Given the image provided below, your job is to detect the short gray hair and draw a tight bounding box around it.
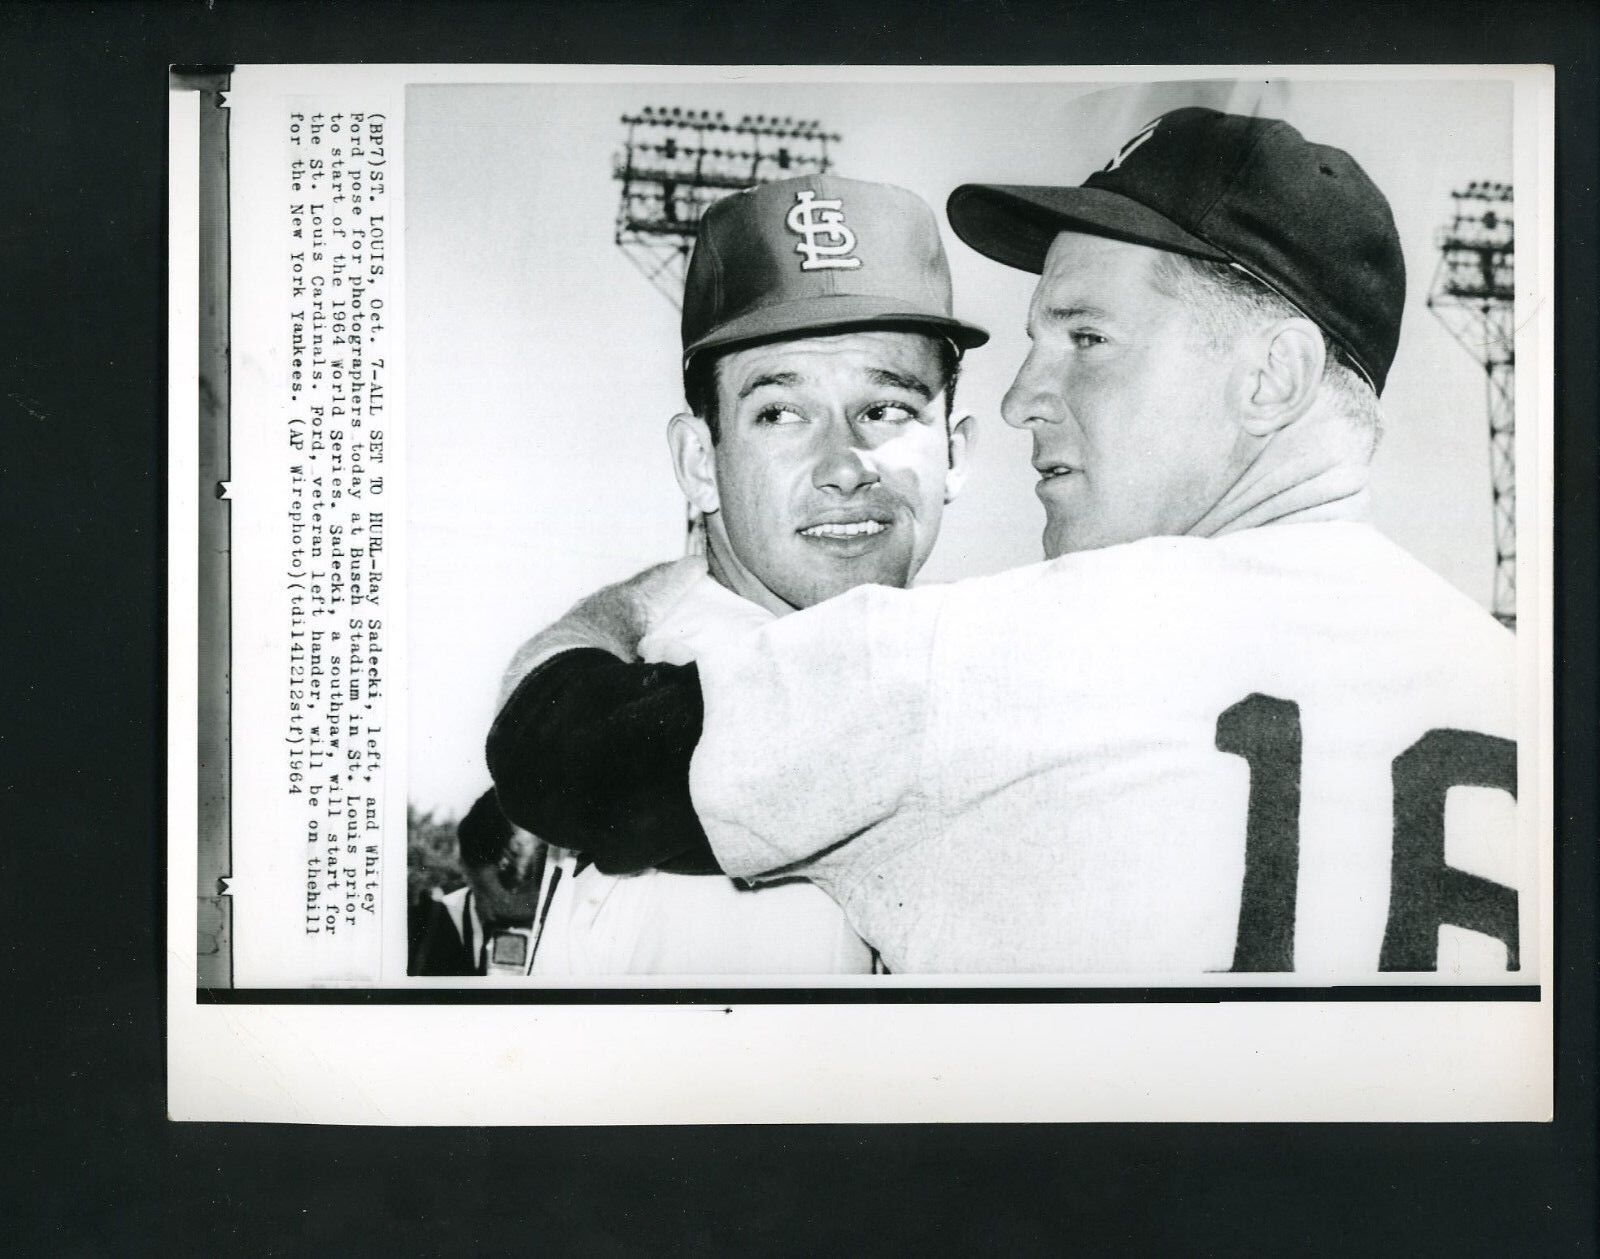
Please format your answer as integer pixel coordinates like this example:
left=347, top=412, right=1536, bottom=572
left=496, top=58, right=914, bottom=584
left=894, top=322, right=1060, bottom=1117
left=1150, top=252, right=1384, bottom=455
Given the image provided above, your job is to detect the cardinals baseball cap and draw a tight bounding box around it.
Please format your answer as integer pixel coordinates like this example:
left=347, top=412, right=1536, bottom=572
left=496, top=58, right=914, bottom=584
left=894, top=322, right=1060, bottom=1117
left=946, top=107, right=1406, bottom=393
left=682, top=173, right=989, bottom=371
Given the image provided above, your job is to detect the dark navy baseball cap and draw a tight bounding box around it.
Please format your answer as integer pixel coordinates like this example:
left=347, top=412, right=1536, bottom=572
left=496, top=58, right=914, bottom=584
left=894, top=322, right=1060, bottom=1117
left=683, top=173, right=989, bottom=371
left=946, top=107, right=1406, bottom=393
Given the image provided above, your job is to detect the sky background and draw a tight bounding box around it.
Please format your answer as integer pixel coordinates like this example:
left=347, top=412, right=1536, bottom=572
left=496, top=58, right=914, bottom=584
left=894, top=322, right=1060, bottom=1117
left=406, top=75, right=1513, bottom=816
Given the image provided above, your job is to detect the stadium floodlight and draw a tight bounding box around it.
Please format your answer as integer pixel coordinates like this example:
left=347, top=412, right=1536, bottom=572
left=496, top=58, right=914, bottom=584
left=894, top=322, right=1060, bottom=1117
left=1427, top=182, right=1518, bottom=628
left=612, top=106, right=842, bottom=311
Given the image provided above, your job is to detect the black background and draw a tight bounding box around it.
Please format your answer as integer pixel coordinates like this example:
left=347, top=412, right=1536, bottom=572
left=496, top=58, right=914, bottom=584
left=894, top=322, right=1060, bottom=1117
left=2, top=2, right=1595, bottom=1253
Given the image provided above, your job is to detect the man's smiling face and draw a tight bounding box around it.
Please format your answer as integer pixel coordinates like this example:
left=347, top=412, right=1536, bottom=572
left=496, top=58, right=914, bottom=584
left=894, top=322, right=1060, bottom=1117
left=697, top=329, right=970, bottom=612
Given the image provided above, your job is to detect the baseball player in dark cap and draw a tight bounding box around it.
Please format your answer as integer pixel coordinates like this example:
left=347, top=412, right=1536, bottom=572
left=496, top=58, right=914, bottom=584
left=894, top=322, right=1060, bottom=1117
left=500, top=173, right=988, bottom=975
left=492, top=110, right=1524, bottom=977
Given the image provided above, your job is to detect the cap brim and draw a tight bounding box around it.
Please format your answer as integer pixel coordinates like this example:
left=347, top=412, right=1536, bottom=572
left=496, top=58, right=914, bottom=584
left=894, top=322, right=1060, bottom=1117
left=683, top=294, right=989, bottom=369
left=947, top=183, right=1230, bottom=273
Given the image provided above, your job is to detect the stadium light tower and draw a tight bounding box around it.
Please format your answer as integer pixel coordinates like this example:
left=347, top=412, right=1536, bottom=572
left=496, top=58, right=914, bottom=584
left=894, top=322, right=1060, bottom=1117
left=1426, top=181, right=1516, bottom=629
left=613, top=108, right=842, bottom=308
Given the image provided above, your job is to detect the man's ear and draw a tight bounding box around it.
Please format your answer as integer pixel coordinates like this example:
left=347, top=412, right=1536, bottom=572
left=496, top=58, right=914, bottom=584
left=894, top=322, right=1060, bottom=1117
left=667, top=412, right=720, bottom=514
left=1235, top=317, right=1326, bottom=438
left=942, top=411, right=978, bottom=504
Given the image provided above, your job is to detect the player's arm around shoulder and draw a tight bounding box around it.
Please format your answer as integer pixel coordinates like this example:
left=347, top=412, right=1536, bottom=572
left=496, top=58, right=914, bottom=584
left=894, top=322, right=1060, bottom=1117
left=689, top=579, right=950, bottom=881
left=496, top=556, right=707, bottom=704
left=487, top=556, right=720, bottom=876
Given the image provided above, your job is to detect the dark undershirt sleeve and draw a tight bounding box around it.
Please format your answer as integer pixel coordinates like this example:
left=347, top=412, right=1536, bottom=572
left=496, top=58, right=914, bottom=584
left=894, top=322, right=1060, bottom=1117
left=486, top=648, right=720, bottom=875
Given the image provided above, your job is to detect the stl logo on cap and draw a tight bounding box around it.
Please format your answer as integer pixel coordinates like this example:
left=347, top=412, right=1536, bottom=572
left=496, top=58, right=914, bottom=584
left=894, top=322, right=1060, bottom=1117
left=1101, top=117, right=1160, bottom=173
left=786, top=190, right=863, bottom=272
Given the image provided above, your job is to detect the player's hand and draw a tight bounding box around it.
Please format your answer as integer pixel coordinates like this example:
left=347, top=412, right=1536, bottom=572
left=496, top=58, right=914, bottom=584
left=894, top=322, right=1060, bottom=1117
left=572, top=557, right=705, bottom=658
left=498, top=558, right=704, bottom=702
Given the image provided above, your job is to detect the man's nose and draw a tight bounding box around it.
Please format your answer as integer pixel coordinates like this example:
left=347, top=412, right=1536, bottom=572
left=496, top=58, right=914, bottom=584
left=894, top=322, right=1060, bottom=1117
left=813, top=426, right=881, bottom=494
left=1002, top=349, right=1063, bottom=431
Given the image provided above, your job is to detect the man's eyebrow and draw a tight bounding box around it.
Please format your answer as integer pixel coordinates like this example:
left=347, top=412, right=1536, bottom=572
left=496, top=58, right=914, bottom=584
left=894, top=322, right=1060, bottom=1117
left=865, top=367, right=934, bottom=399
left=736, top=370, right=804, bottom=401
left=1039, top=303, right=1113, bottom=324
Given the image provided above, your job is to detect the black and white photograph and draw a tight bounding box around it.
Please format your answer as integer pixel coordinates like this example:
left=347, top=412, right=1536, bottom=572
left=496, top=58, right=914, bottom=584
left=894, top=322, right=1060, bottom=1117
left=167, top=64, right=1554, bottom=1122
left=410, top=75, right=1533, bottom=983
left=8, top=0, right=1600, bottom=1238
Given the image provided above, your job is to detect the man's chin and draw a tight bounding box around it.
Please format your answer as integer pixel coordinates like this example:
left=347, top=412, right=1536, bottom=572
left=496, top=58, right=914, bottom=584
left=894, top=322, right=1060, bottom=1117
left=784, top=557, right=916, bottom=608
left=1043, top=513, right=1109, bottom=559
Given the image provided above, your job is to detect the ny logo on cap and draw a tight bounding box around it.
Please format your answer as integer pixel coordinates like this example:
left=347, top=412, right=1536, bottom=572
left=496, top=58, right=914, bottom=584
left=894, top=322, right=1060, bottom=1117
left=786, top=190, right=862, bottom=271
left=1102, top=118, right=1160, bottom=173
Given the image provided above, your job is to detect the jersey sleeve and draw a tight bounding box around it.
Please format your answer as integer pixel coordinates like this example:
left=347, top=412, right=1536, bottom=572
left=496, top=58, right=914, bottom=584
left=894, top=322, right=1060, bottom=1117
left=496, top=556, right=711, bottom=707
left=688, top=581, right=944, bottom=882
left=486, top=648, right=721, bottom=876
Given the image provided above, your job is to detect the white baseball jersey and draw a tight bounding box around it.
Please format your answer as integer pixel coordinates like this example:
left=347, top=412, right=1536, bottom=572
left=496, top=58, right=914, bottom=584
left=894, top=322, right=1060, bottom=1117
left=690, top=522, right=1525, bottom=977
left=530, top=558, right=874, bottom=976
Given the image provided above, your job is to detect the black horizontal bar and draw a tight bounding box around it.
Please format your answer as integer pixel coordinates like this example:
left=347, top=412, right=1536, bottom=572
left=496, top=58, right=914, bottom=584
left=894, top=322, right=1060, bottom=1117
left=197, top=985, right=1541, bottom=1006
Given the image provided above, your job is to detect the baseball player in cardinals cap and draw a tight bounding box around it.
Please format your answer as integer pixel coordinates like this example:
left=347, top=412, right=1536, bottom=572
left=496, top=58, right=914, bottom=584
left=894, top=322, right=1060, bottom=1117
left=501, top=173, right=988, bottom=975
left=492, top=110, right=1524, bottom=977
